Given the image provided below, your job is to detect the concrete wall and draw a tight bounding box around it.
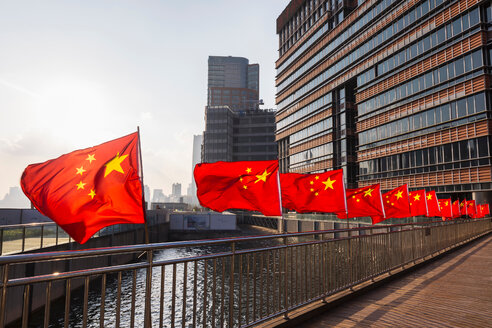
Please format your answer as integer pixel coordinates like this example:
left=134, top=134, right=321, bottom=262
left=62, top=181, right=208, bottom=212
left=0, top=209, right=51, bottom=225
left=0, top=209, right=168, bottom=226
left=170, top=212, right=236, bottom=231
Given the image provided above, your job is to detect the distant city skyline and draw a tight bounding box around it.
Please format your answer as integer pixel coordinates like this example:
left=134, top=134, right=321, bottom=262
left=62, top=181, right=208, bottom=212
left=0, top=1, right=289, bottom=206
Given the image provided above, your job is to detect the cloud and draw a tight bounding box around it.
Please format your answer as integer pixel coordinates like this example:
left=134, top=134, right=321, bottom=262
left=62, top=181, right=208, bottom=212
left=0, top=131, right=67, bottom=158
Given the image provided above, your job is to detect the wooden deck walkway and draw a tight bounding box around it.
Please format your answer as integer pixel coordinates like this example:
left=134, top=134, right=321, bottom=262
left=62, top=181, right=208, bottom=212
left=298, top=234, right=492, bottom=328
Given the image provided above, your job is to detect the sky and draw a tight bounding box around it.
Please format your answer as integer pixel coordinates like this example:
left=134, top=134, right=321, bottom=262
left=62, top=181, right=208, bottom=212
left=0, top=0, right=289, bottom=205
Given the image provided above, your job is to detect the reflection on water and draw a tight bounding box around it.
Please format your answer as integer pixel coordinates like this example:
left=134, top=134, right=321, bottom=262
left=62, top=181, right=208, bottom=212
left=42, top=236, right=285, bottom=328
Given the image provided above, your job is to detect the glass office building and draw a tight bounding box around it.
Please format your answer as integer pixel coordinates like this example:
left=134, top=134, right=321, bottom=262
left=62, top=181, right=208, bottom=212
left=203, top=56, right=277, bottom=163
left=276, top=0, right=492, bottom=202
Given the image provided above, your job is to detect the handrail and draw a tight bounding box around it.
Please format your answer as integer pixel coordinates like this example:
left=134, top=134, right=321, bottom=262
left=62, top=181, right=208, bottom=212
left=0, top=218, right=461, bottom=264
left=0, top=212, right=165, bottom=256
left=0, top=217, right=489, bottom=327
left=0, top=222, right=55, bottom=229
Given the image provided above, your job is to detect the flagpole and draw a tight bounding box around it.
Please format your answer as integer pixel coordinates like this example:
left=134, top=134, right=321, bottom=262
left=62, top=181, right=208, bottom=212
left=137, top=126, right=150, bottom=244
left=276, top=169, right=284, bottom=233
left=342, top=175, right=349, bottom=232
left=423, top=190, right=429, bottom=217
left=137, top=127, right=153, bottom=328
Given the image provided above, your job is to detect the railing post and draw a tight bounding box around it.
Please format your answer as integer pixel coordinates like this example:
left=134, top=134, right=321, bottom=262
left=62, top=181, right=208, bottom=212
left=411, top=223, right=416, bottom=263
left=322, top=233, right=327, bottom=303
left=400, top=226, right=404, bottom=267
left=22, top=226, right=26, bottom=252
left=144, top=249, right=153, bottom=328
left=229, top=242, right=235, bottom=328
left=0, top=229, right=3, bottom=256
left=348, top=231, right=352, bottom=288
left=40, top=225, right=44, bottom=249
left=0, top=264, right=9, bottom=327
left=283, top=236, right=289, bottom=320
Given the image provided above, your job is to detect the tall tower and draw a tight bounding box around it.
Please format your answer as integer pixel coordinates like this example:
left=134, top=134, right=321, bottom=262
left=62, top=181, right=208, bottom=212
left=203, top=56, right=277, bottom=164
left=190, top=134, right=203, bottom=205
left=207, top=56, right=260, bottom=111
left=172, top=183, right=182, bottom=198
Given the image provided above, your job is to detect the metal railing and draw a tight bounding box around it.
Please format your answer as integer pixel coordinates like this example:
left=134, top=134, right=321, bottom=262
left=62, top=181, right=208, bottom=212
left=0, top=211, right=167, bottom=255
left=0, top=218, right=490, bottom=327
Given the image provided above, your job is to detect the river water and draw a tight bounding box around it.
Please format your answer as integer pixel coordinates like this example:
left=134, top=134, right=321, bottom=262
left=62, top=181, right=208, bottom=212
left=36, top=227, right=291, bottom=328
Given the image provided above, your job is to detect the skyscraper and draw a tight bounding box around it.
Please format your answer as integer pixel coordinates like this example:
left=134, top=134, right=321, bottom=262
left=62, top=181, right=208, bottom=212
left=276, top=0, right=492, bottom=203
left=172, top=183, right=182, bottom=197
left=203, top=56, right=277, bottom=163
left=190, top=134, right=203, bottom=205
left=207, top=56, right=260, bottom=111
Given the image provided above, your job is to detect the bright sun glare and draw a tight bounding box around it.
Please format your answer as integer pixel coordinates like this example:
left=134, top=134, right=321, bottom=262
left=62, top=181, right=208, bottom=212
left=33, top=79, right=113, bottom=145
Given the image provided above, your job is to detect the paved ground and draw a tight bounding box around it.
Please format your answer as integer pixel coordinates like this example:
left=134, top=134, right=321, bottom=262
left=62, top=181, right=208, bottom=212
left=2, top=237, right=69, bottom=255
left=298, top=233, right=492, bottom=328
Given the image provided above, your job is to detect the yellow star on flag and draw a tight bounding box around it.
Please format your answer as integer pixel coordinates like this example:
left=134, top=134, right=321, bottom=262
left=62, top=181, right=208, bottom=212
left=315, top=176, right=319, bottom=180
left=322, top=177, right=336, bottom=190
left=86, top=154, right=96, bottom=164
left=310, top=181, right=314, bottom=185
left=246, top=168, right=252, bottom=174
left=254, top=170, right=271, bottom=183
left=414, top=194, right=421, bottom=201
left=243, top=185, right=248, bottom=190
left=315, top=192, right=319, bottom=196
left=364, top=188, right=374, bottom=197
left=395, top=190, right=403, bottom=200
left=76, top=181, right=86, bottom=190
left=104, top=153, right=128, bottom=177
left=427, top=194, right=432, bottom=200
left=76, top=166, right=86, bottom=176
left=88, top=189, right=96, bottom=199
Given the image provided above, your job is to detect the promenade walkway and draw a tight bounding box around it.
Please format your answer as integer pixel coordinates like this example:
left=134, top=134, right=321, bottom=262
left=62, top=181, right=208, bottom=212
left=299, top=233, right=492, bottom=328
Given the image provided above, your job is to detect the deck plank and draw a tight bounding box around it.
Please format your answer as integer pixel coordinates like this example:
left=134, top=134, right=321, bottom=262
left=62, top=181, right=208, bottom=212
left=298, top=234, right=492, bottom=328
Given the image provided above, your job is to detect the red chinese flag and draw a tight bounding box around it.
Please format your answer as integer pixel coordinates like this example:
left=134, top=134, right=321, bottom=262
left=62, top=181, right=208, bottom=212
left=438, top=199, right=452, bottom=219
left=337, top=184, right=385, bottom=219
left=194, top=160, right=281, bottom=216
left=425, top=191, right=441, bottom=217
left=476, top=204, right=484, bottom=218
left=452, top=200, right=461, bottom=218
left=409, top=190, right=428, bottom=216
left=466, top=200, right=476, bottom=218
left=375, top=184, right=411, bottom=223
left=484, top=204, right=490, bottom=216
left=280, top=169, right=346, bottom=214
left=21, top=132, right=145, bottom=244
left=460, top=199, right=467, bottom=216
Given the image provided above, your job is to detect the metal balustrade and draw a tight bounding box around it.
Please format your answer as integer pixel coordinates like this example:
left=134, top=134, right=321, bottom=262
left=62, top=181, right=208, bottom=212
left=0, top=218, right=490, bottom=327
left=0, top=213, right=166, bottom=255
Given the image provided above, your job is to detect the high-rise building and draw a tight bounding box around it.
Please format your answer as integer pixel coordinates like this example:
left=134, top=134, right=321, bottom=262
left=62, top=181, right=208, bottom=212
left=144, top=185, right=151, bottom=210
left=172, top=183, right=182, bottom=198
left=203, top=56, right=278, bottom=163
left=190, top=134, right=203, bottom=205
left=276, top=0, right=492, bottom=202
left=0, top=187, right=30, bottom=208
left=207, top=56, right=260, bottom=111
left=152, top=189, right=167, bottom=203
